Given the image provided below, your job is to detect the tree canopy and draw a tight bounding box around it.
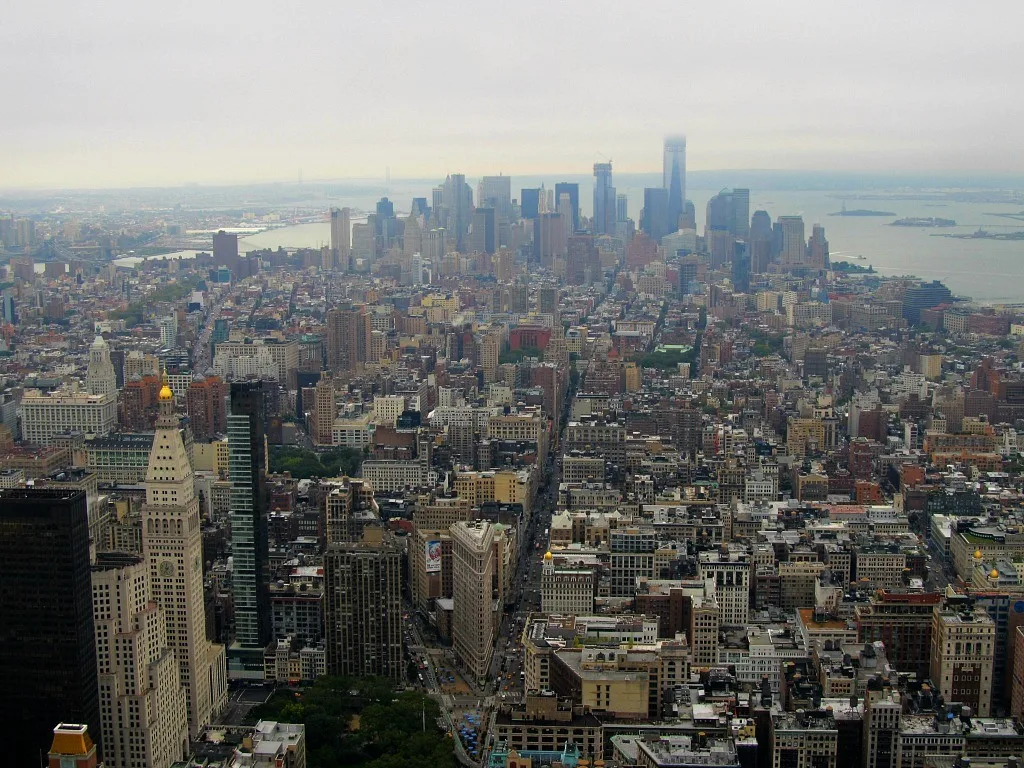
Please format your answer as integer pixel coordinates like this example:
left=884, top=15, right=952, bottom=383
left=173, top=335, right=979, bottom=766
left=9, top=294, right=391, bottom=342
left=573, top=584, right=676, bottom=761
left=269, top=446, right=364, bottom=479
left=248, top=676, right=454, bottom=768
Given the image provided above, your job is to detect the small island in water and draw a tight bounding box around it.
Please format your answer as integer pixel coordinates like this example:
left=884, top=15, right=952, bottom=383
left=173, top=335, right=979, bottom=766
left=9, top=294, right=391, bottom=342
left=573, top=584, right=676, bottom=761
left=891, top=216, right=956, bottom=227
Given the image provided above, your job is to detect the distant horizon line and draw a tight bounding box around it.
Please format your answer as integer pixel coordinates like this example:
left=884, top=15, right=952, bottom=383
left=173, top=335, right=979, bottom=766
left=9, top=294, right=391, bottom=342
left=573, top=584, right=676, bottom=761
left=3, top=167, right=1023, bottom=195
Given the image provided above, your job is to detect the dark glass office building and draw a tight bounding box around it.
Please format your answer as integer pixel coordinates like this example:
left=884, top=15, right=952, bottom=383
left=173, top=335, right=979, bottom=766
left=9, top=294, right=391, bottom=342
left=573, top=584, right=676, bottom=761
left=229, top=381, right=271, bottom=658
left=0, top=487, right=100, bottom=766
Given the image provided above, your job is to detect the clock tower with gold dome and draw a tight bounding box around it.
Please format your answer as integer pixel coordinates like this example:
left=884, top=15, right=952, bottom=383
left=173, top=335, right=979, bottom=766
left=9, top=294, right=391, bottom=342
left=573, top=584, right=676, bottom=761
left=142, top=374, right=228, bottom=737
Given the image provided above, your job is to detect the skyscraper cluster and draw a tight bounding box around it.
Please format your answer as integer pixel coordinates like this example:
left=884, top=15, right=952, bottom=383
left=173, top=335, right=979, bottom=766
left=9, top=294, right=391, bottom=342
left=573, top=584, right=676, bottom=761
left=7, top=130, right=1024, bottom=768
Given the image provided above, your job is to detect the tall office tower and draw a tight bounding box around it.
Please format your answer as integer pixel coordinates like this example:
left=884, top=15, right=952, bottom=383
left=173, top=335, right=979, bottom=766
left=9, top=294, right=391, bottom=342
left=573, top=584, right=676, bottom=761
left=748, top=209, right=774, bottom=272
left=411, top=196, right=430, bottom=219
left=228, top=382, right=270, bottom=662
left=520, top=188, right=541, bottom=220
left=324, top=533, right=403, bottom=680
left=930, top=596, right=995, bottom=716
left=350, top=222, right=374, bottom=266
left=329, top=207, right=351, bottom=269
left=663, top=135, right=687, bottom=231
left=557, top=193, right=574, bottom=243
left=705, top=188, right=750, bottom=239
left=566, top=235, right=598, bottom=286
left=697, top=550, right=750, bottom=626
left=554, top=182, right=580, bottom=232
left=538, top=287, right=558, bottom=315
left=855, top=591, right=940, bottom=680
left=324, top=478, right=375, bottom=544
left=375, top=196, right=397, bottom=254
left=732, top=241, right=751, bottom=294
left=479, top=175, right=513, bottom=220
left=642, top=187, right=671, bottom=243
left=423, top=228, right=447, bottom=266
left=186, top=374, right=228, bottom=440
left=212, top=230, right=239, bottom=271
left=92, top=552, right=189, bottom=768
left=510, top=282, right=529, bottom=314
left=402, top=211, right=421, bottom=258
left=494, top=248, right=514, bottom=283
left=863, top=681, right=901, bottom=768
left=325, top=305, right=368, bottom=374
left=775, top=215, right=807, bottom=266
left=143, top=380, right=227, bottom=736
left=451, top=520, right=496, bottom=680
left=0, top=488, right=100, bottom=767
left=750, top=209, right=772, bottom=240
left=87, top=334, right=117, bottom=396
left=159, top=315, right=178, bottom=348
left=470, top=207, right=497, bottom=254
left=901, top=280, right=953, bottom=325
left=730, top=188, right=750, bottom=238
left=807, top=224, right=830, bottom=269
left=592, top=162, right=616, bottom=235
left=442, top=173, right=473, bottom=252
left=534, top=213, right=567, bottom=267
left=616, top=193, right=628, bottom=223
left=311, top=374, right=335, bottom=446
left=480, top=331, right=500, bottom=383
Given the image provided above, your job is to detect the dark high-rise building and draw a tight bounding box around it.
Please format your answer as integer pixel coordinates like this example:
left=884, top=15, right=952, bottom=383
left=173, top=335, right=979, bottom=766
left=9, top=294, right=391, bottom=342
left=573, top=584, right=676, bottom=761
left=749, top=209, right=775, bottom=272
left=750, top=209, right=773, bottom=240
left=186, top=374, right=228, bottom=440
left=679, top=256, right=700, bottom=295
left=479, top=175, right=513, bottom=221
left=326, top=305, right=368, bottom=373
left=808, top=223, right=830, bottom=269
left=902, top=280, right=953, bottom=325
left=706, top=188, right=750, bottom=238
left=520, top=188, right=541, bottom=220
left=642, top=187, right=671, bottom=243
left=411, top=197, right=430, bottom=219
left=732, top=241, right=751, bottom=293
left=213, top=230, right=239, bottom=271
left=324, top=536, right=403, bottom=680
left=730, top=189, right=750, bottom=239
left=375, top=197, right=397, bottom=251
left=554, top=182, right=580, bottom=232
left=441, top=174, right=473, bottom=252
left=229, top=382, right=270, bottom=658
left=592, top=162, right=616, bottom=235
left=0, top=488, right=100, bottom=767
left=566, top=235, right=598, bottom=286
left=471, top=207, right=497, bottom=254
left=538, top=287, right=558, bottom=315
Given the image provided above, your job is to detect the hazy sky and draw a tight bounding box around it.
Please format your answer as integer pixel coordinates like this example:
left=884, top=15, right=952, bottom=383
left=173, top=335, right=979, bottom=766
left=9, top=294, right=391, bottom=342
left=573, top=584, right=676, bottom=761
left=2, top=0, right=1020, bottom=188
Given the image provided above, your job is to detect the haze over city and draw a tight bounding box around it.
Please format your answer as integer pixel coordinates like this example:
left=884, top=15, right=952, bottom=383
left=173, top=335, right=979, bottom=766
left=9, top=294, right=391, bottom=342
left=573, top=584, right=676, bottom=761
left=2, top=0, right=1022, bottom=188
left=7, top=4, right=1024, bottom=768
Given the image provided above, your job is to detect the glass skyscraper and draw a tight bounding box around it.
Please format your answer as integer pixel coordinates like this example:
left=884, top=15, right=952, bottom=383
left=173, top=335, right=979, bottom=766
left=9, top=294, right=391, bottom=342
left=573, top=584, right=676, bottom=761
left=229, top=381, right=270, bottom=655
left=663, top=135, right=687, bottom=231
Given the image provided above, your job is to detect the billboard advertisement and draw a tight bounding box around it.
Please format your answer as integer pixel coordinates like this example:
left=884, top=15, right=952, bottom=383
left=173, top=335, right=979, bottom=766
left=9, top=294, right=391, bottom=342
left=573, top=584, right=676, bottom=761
left=425, top=540, right=442, bottom=573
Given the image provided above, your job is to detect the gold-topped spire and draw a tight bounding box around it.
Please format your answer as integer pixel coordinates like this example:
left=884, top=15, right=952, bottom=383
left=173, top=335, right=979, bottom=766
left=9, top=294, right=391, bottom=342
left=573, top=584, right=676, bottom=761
left=159, top=365, right=173, bottom=401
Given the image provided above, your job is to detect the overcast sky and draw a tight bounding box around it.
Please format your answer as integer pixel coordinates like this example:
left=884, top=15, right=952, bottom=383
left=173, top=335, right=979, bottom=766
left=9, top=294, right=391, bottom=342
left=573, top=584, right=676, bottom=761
left=1, top=0, right=1020, bottom=188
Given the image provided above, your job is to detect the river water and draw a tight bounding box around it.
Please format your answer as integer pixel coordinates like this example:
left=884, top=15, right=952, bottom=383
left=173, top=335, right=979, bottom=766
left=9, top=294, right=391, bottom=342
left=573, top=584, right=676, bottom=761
left=113, top=182, right=1024, bottom=303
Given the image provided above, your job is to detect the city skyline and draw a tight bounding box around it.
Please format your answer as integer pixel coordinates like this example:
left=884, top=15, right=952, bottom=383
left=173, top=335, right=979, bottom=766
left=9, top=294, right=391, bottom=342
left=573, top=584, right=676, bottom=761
left=2, top=1, right=1021, bottom=188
